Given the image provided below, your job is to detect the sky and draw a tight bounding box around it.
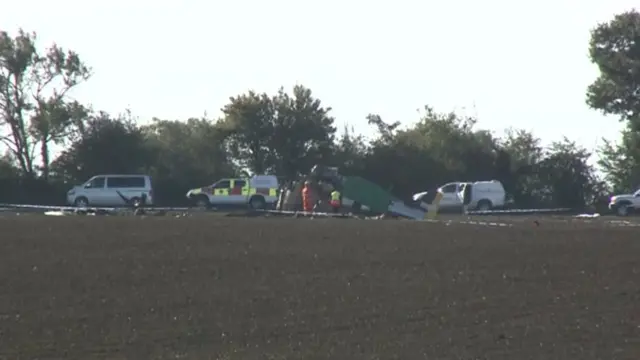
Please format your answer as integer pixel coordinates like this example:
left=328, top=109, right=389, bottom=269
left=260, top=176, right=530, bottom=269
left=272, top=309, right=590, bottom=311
left=1, top=0, right=637, bottom=158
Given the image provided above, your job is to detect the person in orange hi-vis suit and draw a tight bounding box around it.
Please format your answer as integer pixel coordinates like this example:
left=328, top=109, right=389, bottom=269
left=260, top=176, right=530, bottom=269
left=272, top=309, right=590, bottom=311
left=302, top=180, right=314, bottom=212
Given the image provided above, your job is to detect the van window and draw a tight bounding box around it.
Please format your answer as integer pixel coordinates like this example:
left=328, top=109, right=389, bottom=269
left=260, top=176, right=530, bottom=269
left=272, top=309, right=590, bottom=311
left=107, top=176, right=146, bottom=188
left=85, top=176, right=106, bottom=189
left=233, top=180, right=246, bottom=188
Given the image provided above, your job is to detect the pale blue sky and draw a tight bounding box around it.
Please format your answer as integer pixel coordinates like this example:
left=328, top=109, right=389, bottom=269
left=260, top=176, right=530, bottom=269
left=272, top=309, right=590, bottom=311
left=1, top=0, right=637, bottom=155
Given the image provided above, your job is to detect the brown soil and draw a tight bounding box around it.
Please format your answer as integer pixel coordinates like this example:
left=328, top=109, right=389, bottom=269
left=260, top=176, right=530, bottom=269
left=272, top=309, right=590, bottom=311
left=1, top=216, right=639, bottom=359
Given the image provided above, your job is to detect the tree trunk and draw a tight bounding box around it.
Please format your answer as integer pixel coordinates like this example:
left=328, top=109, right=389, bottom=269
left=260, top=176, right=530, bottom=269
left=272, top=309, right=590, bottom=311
left=40, top=138, right=49, bottom=180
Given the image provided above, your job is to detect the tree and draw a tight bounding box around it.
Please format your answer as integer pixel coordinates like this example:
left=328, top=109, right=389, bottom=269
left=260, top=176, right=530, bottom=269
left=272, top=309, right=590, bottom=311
left=50, top=112, right=148, bottom=183
left=498, top=128, right=544, bottom=204
left=142, top=117, right=236, bottom=204
left=222, top=85, right=336, bottom=180
left=358, top=107, right=500, bottom=198
left=0, top=29, right=91, bottom=178
left=366, top=114, right=400, bottom=146
left=332, top=124, right=368, bottom=174
left=534, top=138, right=601, bottom=208
left=598, top=126, right=640, bottom=192
left=221, top=91, right=274, bottom=174
left=269, top=86, right=336, bottom=179
left=402, top=106, right=497, bottom=183
left=587, top=10, right=640, bottom=189
left=586, top=10, right=640, bottom=126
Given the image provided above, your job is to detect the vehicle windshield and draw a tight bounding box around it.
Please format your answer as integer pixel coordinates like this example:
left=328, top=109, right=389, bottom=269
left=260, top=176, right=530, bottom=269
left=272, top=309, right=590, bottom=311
left=634, top=189, right=640, bottom=197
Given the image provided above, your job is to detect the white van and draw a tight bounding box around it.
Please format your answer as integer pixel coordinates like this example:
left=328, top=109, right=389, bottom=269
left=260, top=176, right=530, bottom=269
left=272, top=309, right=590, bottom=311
left=413, top=180, right=506, bottom=212
left=67, top=174, right=154, bottom=207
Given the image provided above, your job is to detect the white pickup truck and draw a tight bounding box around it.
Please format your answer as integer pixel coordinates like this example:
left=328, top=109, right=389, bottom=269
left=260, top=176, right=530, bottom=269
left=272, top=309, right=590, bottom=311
left=412, top=180, right=507, bottom=212
left=608, top=190, right=640, bottom=216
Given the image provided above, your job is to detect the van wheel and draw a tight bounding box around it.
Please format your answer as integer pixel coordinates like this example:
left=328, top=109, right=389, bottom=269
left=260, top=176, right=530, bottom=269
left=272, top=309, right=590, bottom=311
left=249, top=196, right=266, bottom=210
left=476, top=200, right=492, bottom=211
left=74, top=197, right=89, bottom=208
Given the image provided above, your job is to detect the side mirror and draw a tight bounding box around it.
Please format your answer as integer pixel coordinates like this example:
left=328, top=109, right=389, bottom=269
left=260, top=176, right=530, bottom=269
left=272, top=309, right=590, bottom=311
left=83, top=183, right=91, bottom=188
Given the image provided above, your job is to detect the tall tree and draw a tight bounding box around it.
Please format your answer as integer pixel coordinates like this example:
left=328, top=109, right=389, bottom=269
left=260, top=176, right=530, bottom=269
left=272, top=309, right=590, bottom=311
left=269, top=85, right=336, bottom=179
left=222, top=85, right=336, bottom=179
left=586, top=10, right=640, bottom=189
left=221, top=91, right=275, bottom=174
left=0, top=29, right=91, bottom=178
left=586, top=10, right=640, bottom=125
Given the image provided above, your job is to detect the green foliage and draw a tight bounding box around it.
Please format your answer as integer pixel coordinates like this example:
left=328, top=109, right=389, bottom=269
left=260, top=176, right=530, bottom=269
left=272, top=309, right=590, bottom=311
left=8, top=14, right=640, bottom=211
left=598, top=124, right=640, bottom=192
left=0, top=29, right=91, bottom=178
left=587, top=10, right=640, bottom=192
left=50, top=112, right=149, bottom=183
left=222, top=85, right=336, bottom=180
left=587, top=10, right=640, bottom=123
left=142, top=118, right=236, bottom=205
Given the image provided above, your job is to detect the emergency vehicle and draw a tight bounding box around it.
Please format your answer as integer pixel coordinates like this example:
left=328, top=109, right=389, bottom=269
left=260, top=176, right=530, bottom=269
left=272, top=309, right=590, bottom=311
left=186, top=175, right=279, bottom=210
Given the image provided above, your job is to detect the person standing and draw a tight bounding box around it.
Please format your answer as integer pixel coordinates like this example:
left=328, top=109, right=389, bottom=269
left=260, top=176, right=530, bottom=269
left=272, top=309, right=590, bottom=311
left=302, top=180, right=314, bottom=212
left=329, top=188, right=341, bottom=213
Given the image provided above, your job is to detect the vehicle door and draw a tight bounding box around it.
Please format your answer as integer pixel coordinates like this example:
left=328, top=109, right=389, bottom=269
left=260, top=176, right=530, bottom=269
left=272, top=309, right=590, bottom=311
left=81, top=176, right=107, bottom=205
left=250, top=176, right=279, bottom=202
left=438, top=183, right=462, bottom=210
left=632, top=190, right=640, bottom=208
left=106, top=176, right=146, bottom=206
left=209, top=179, right=232, bottom=206
left=228, top=179, right=248, bottom=205
left=457, top=183, right=472, bottom=208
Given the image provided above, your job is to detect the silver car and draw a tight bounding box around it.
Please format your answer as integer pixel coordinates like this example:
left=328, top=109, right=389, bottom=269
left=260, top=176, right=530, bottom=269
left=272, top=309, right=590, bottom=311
left=67, top=174, right=154, bottom=207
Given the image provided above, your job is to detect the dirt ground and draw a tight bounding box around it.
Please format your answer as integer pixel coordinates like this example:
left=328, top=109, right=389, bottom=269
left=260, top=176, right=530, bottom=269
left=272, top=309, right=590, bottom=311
left=1, top=216, right=640, bottom=359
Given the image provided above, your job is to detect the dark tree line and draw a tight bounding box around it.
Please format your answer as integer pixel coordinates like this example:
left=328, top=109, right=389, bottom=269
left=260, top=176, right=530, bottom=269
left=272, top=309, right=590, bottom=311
left=1, top=10, right=639, bottom=210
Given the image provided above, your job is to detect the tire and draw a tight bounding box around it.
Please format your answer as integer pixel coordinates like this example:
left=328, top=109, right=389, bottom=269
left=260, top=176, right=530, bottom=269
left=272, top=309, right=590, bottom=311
left=249, top=196, right=266, bottom=210
left=74, top=197, right=89, bottom=208
left=194, top=195, right=210, bottom=209
left=616, top=204, right=632, bottom=217
left=476, top=200, right=492, bottom=211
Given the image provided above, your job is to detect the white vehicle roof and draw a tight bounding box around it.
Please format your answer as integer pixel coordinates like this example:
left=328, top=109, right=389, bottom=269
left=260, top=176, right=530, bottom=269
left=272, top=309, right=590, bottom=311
left=249, top=175, right=279, bottom=188
left=470, top=180, right=504, bottom=190
left=90, top=174, right=151, bottom=178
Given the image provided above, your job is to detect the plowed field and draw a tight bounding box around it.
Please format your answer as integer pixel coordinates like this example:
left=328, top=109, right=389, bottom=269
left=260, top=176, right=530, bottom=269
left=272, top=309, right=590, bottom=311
left=1, top=216, right=639, bottom=359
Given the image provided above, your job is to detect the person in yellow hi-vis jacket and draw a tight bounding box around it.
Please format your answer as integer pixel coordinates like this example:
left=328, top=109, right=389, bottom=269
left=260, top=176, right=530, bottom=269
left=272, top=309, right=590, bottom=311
left=329, top=188, right=341, bottom=213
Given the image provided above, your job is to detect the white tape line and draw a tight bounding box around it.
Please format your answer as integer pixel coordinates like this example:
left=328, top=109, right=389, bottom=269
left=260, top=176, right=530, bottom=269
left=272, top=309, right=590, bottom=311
left=467, top=208, right=573, bottom=215
left=425, top=219, right=513, bottom=227
left=0, top=203, right=191, bottom=212
left=606, top=220, right=640, bottom=227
